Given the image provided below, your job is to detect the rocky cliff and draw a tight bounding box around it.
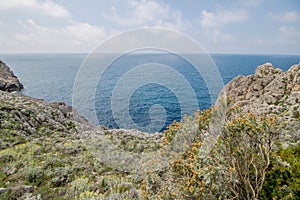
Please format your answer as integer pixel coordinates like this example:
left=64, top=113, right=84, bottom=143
left=219, top=62, right=300, bottom=121
left=218, top=62, right=300, bottom=143
left=0, top=61, right=23, bottom=92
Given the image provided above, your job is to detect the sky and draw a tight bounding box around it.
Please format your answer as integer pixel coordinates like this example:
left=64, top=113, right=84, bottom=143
left=0, top=0, right=299, bottom=54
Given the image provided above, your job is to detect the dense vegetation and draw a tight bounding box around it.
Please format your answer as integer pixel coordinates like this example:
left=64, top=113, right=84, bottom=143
left=0, top=95, right=148, bottom=199
left=1, top=97, right=298, bottom=199
left=142, top=106, right=299, bottom=199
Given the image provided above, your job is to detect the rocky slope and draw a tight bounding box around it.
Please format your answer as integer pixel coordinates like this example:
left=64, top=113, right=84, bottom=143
left=0, top=90, right=161, bottom=199
left=0, top=61, right=23, bottom=92
left=0, top=90, right=88, bottom=148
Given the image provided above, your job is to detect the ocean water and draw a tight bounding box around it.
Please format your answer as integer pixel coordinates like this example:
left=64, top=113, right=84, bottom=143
left=1, top=53, right=299, bottom=132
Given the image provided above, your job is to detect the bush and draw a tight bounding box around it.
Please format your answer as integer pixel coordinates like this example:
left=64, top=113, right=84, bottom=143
left=142, top=107, right=297, bottom=199
left=261, top=144, right=300, bottom=199
left=24, top=166, right=44, bottom=186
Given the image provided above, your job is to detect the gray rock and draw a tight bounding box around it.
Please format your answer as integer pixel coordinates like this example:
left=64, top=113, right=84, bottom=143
left=253, top=81, right=263, bottom=91
left=219, top=62, right=300, bottom=117
left=0, top=60, right=23, bottom=92
left=0, top=188, right=6, bottom=193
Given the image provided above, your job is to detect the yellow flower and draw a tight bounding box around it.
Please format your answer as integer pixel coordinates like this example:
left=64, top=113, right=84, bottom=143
left=229, top=167, right=235, bottom=172
left=195, top=170, right=199, bottom=175
left=189, top=186, right=194, bottom=193
left=192, top=147, right=197, bottom=152
left=185, top=163, right=191, bottom=168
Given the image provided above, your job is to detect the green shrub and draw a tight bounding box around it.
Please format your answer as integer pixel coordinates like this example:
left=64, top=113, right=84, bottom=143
left=24, top=166, right=44, bottom=186
left=261, top=144, right=300, bottom=199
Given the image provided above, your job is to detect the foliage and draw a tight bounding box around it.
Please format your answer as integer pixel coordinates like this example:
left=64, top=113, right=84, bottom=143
left=0, top=95, right=299, bottom=199
left=260, top=144, right=300, bottom=199
left=0, top=133, right=142, bottom=199
left=141, top=107, right=298, bottom=199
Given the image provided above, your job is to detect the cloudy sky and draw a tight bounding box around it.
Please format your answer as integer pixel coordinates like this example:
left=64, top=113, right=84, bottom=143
left=0, top=0, right=299, bottom=54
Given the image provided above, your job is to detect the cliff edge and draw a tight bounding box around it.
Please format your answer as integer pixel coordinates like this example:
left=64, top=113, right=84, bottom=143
left=0, top=61, right=23, bottom=92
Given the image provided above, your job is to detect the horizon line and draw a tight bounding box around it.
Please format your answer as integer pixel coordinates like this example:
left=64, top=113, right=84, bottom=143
left=0, top=52, right=300, bottom=56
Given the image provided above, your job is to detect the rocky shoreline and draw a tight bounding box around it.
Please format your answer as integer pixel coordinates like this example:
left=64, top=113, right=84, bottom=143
left=2, top=60, right=299, bottom=137
left=0, top=60, right=299, bottom=199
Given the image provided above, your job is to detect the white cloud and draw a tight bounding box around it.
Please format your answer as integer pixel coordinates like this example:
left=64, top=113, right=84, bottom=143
left=0, top=0, right=36, bottom=9
left=204, top=29, right=235, bottom=43
left=65, top=23, right=107, bottom=44
left=110, top=0, right=167, bottom=26
left=200, top=9, right=248, bottom=28
left=279, top=26, right=295, bottom=34
left=0, top=0, right=298, bottom=54
left=199, top=8, right=248, bottom=43
left=268, top=11, right=298, bottom=22
left=214, top=30, right=234, bottom=42
left=250, top=26, right=299, bottom=46
left=0, top=0, right=70, bottom=18
left=249, top=37, right=264, bottom=45
left=279, top=26, right=297, bottom=41
left=0, top=1, right=110, bottom=52
left=4, top=19, right=108, bottom=52
left=39, top=1, right=70, bottom=18
left=105, top=0, right=190, bottom=31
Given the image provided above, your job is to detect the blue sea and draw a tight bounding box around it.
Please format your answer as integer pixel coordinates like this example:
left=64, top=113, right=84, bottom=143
left=1, top=53, right=299, bottom=132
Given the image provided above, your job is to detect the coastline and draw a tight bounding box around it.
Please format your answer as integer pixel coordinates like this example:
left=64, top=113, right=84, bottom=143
left=0, top=60, right=299, bottom=199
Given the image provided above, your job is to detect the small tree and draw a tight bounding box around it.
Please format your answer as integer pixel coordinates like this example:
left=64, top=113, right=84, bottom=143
left=151, top=108, right=285, bottom=199
left=213, top=113, right=281, bottom=199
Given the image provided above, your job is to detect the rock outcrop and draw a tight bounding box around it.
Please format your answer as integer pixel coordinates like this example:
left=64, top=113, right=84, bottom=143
left=218, top=62, right=300, bottom=143
left=0, top=90, right=91, bottom=148
left=0, top=60, right=24, bottom=92
left=219, top=62, right=300, bottom=121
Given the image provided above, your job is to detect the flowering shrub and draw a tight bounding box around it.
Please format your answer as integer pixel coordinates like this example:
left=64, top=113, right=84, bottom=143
left=141, top=106, right=299, bottom=199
